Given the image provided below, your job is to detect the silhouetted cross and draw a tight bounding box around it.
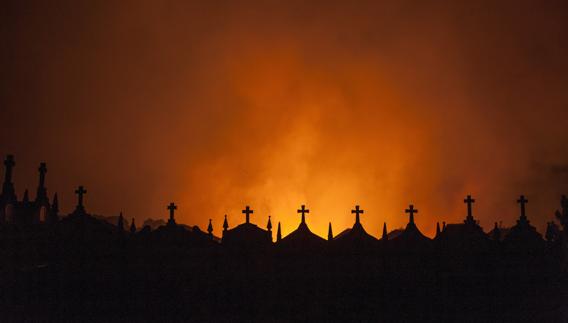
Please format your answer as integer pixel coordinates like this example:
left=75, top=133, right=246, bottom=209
left=297, top=205, right=309, bottom=224
left=4, top=155, right=15, bottom=181
left=517, top=195, right=528, bottom=219
left=405, top=204, right=418, bottom=224
left=351, top=205, right=364, bottom=224
left=38, top=163, right=47, bottom=187
left=38, top=162, right=47, bottom=175
left=242, top=205, right=253, bottom=223
left=464, top=195, right=475, bottom=219
left=167, top=202, right=177, bottom=221
left=75, top=186, right=87, bottom=207
left=4, top=155, right=15, bottom=169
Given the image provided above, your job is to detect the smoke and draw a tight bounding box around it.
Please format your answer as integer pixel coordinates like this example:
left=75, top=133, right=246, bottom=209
left=2, top=0, right=568, bottom=237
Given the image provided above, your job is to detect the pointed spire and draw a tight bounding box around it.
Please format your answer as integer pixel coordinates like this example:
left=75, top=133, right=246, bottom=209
left=435, top=222, right=441, bottom=238
left=207, top=219, right=213, bottom=237
left=328, top=222, right=333, bottom=241
left=267, top=215, right=272, bottom=231
left=2, top=154, right=16, bottom=197
left=49, top=192, right=59, bottom=224
left=51, top=193, right=59, bottom=214
left=117, top=212, right=125, bottom=233
left=557, top=195, right=568, bottom=232
left=36, top=162, right=48, bottom=203
left=442, top=221, right=446, bottom=231
left=276, top=222, right=282, bottom=242
left=223, top=214, right=229, bottom=231
left=38, top=162, right=47, bottom=187
left=492, top=222, right=501, bottom=241
left=130, top=218, right=136, bottom=234
left=545, top=221, right=559, bottom=242
left=382, top=222, right=388, bottom=240
left=23, top=189, right=30, bottom=203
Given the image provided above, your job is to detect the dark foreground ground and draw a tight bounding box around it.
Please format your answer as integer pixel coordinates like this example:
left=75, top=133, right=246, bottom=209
left=1, top=239, right=567, bottom=323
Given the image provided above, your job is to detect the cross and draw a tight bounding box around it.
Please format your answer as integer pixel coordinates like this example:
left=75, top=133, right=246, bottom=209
left=4, top=155, right=15, bottom=168
left=297, top=204, right=309, bottom=224
left=38, top=163, right=47, bottom=187
left=517, top=195, right=528, bottom=219
left=167, top=202, right=177, bottom=221
left=464, top=195, right=475, bottom=219
left=351, top=205, right=364, bottom=224
left=4, top=155, right=15, bottom=182
left=405, top=204, right=418, bottom=224
left=242, top=205, right=253, bottom=223
left=75, top=186, right=87, bottom=207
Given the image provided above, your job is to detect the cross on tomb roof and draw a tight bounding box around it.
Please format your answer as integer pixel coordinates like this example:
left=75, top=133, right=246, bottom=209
left=517, top=195, right=528, bottom=220
left=37, top=162, right=47, bottom=189
left=38, top=162, right=47, bottom=174
left=3, top=155, right=15, bottom=182
left=405, top=204, right=418, bottom=224
left=75, top=186, right=87, bottom=208
left=4, top=155, right=14, bottom=168
left=297, top=204, right=309, bottom=224
left=464, top=195, right=476, bottom=224
left=242, top=205, right=253, bottom=224
left=167, top=202, right=177, bottom=223
left=351, top=205, right=364, bottom=224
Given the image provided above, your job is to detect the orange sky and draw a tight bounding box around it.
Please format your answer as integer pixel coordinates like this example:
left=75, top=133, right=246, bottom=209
left=2, top=1, right=568, bottom=238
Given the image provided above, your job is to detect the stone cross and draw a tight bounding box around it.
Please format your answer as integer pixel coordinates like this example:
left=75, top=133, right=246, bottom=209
left=75, top=186, right=87, bottom=208
left=405, top=204, right=418, bottom=224
left=464, top=195, right=475, bottom=222
left=242, top=205, right=253, bottom=224
left=517, top=195, right=528, bottom=220
left=167, top=202, right=177, bottom=222
left=297, top=204, right=309, bottom=224
left=3, top=155, right=15, bottom=183
left=38, top=162, right=47, bottom=188
left=351, top=205, right=364, bottom=224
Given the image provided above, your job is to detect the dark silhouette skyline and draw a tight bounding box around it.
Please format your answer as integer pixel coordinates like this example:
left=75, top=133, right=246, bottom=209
left=0, top=154, right=563, bottom=240
left=1, top=155, right=567, bottom=322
